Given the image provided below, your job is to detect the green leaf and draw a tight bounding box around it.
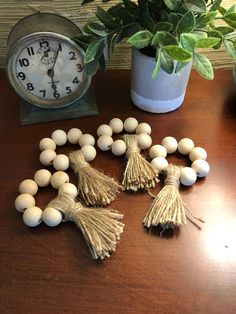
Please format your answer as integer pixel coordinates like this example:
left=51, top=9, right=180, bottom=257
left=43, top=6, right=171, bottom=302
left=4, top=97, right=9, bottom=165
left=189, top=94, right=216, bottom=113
left=96, top=6, right=119, bottom=29
left=183, top=0, right=207, bottom=13
left=164, top=45, right=192, bottom=62
left=210, top=0, right=222, bottom=12
left=207, top=30, right=223, bottom=49
left=214, top=26, right=235, bottom=35
left=196, top=37, right=220, bottom=48
left=225, top=4, right=236, bottom=16
left=175, top=61, right=188, bottom=74
left=152, top=49, right=161, bottom=79
left=218, top=6, right=226, bottom=15
left=193, top=52, right=214, bottom=80
left=151, top=31, right=166, bottom=47
left=180, top=33, right=197, bottom=52
left=164, top=0, right=181, bottom=10
left=223, top=13, right=236, bottom=28
left=86, top=22, right=107, bottom=37
left=154, top=22, right=173, bottom=32
left=223, top=39, right=236, bottom=59
left=196, top=11, right=217, bottom=28
left=85, top=38, right=106, bottom=64
left=162, top=32, right=178, bottom=45
left=168, top=13, right=181, bottom=28
left=127, top=30, right=153, bottom=49
left=160, top=50, right=174, bottom=74
left=176, top=11, right=195, bottom=35
left=84, top=59, right=99, bottom=76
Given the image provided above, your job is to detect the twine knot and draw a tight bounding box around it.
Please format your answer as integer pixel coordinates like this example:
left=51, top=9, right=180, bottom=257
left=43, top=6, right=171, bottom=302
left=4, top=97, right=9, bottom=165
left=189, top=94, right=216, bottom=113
left=126, top=145, right=140, bottom=158
left=164, top=176, right=180, bottom=189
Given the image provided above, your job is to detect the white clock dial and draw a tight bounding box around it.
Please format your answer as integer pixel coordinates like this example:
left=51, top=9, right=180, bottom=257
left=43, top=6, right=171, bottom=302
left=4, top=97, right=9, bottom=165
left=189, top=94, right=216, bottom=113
left=8, top=33, right=90, bottom=108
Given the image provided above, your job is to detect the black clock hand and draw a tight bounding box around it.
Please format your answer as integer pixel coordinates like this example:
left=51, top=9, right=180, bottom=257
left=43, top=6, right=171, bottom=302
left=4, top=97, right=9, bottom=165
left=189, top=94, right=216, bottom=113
left=47, top=47, right=60, bottom=90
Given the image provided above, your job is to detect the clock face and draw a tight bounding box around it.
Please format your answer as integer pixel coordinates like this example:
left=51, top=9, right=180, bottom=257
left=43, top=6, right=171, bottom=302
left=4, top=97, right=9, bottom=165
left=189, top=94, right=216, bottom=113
left=7, top=32, right=90, bottom=108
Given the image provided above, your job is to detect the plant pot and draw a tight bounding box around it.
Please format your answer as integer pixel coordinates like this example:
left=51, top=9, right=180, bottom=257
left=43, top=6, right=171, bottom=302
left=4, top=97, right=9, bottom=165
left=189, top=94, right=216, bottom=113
left=130, top=48, right=192, bottom=113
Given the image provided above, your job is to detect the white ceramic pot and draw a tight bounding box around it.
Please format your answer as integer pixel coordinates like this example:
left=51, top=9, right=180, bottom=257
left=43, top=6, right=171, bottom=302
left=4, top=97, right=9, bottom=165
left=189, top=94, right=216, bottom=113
left=131, top=48, right=192, bottom=113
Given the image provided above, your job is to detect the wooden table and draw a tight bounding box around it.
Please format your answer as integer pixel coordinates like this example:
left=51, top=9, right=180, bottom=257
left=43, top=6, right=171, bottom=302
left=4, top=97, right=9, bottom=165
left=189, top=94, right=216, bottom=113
left=0, top=68, right=236, bottom=313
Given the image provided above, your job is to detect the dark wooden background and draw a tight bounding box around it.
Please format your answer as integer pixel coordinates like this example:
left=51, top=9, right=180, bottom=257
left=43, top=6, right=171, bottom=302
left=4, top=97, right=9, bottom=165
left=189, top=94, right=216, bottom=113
left=0, top=68, right=236, bottom=313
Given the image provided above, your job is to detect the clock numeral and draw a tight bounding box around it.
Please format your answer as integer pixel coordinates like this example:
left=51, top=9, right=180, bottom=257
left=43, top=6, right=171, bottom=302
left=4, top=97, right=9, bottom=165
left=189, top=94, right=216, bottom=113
left=69, top=51, right=77, bottom=60
left=72, top=76, right=80, bottom=84
left=66, top=86, right=72, bottom=94
left=76, top=63, right=83, bottom=73
left=17, top=72, right=26, bottom=81
left=39, top=40, right=49, bottom=48
left=27, top=83, right=34, bottom=91
left=53, top=91, right=60, bottom=99
left=19, top=58, right=29, bottom=67
left=39, top=90, right=46, bottom=98
left=27, top=47, right=35, bottom=56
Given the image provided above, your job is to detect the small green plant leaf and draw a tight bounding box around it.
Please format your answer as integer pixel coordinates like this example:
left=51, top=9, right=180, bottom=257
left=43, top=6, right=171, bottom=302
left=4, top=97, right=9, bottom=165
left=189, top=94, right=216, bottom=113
left=168, top=13, right=181, bottom=28
left=96, top=6, right=119, bottom=29
left=218, top=6, right=226, bottom=15
left=210, top=0, right=222, bottom=12
left=193, top=52, right=214, bottom=80
left=183, top=0, right=207, bottom=13
left=152, top=49, right=161, bottom=79
left=151, top=31, right=166, bottom=47
left=207, top=30, right=223, bottom=49
left=214, top=26, right=235, bottom=35
left=175, top=61, right=188, bottom=74
left=196, top=37, right=221, bottom=48
left=180, top=33, right=197, bottom=52
left=127, top=30, right=153, bottom=49
left=85, top=59, right=99, bottom=76
left=85, top=37, right=106, bottom=64
left=86, top=22, right=107, bottom=37
left=154, top=22, right=173, bottom=32
left=223, top=13, right=236, bottom=28
left=196, top=11, right=217, bottom=28
left=164, top=45, right=192, bottom=62
left=164, top=0, right=181, bottom=10
left=225, top=4, right=236, bottom=16
left=223, top=39, right=236, bottom=59
left=176, top=11, right=195, bottom=35
left=160, top=50, right=174, bottom=74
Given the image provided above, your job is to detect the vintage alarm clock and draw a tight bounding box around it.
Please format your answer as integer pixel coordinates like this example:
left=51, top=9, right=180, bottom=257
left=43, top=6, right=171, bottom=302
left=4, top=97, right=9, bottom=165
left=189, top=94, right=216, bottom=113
left=6, top=13, right=97, bottom=124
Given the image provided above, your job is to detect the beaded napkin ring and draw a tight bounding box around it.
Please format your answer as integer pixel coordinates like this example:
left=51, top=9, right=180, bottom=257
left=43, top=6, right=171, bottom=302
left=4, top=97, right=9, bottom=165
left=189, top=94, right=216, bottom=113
left=143, top=136, right=210, bottom=231
left=96, top=117, right=158, bottom=192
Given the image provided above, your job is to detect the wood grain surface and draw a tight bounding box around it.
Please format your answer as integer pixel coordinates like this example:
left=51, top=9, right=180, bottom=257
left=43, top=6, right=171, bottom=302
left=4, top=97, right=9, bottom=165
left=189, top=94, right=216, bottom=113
left=0, top=68, right=236, bottom=313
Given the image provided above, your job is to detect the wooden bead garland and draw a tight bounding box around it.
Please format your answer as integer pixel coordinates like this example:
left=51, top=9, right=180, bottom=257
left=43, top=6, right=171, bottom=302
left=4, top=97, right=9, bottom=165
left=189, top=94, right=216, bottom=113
left=143, top=136, right=210, bottom=231
left=39, top=128, right=121, bottom=207
left=96, top=117, right=158, bottom=192
left=15, top=168, right=124, bottom=259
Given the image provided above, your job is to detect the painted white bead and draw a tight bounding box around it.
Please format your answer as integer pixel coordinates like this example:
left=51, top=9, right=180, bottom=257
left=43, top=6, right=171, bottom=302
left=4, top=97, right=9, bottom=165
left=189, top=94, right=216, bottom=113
left=180, top=167, right=197, bottom=186
left=191, top=159, right=210, bottom=178
left=39, top=138, right=56, bottom=151
left=149, top=145, right=167, bottom=159
left=80, top=145, right=97, bottom=162
left=15, top=193, right=35, bottom=212
left=97, top=135, right=113, bottom=151
left=137, top=133, right=152, bottom=150
left=39, top=149, right=57, bottom=166
left=79, top=134, right=95, bottom=147
left=97, top=124, right=113, bottom=137
left=51, top=129, right=67, bottom=146
left=189, top=147, right=207, bottom=161
left=23, top=206, right=43, bottom=227
left=178, top=138, right=195, bottom=155
left=161, top=136, right=178, bottom=154
left=111, top=139, right=126, bottom=156
left=50, top=171, right=69, bottom=189
left=19, top=179, right=38, bottom=196
left=59, top=183, right=78, bottom=199
left=136, top=122, right=151, bottom=135
left=109, top=118, right=123, bottom=134
left=34, top=169, right=52, bottom=187
left=67, top=128, right=82, bottom=144
left=151, top=157, right=168, bottom=172
left=123, top=117, right=138, bottom=133
left=53, top=154, right=69, bottom=171
left=43, top=207, right=62, bottom=227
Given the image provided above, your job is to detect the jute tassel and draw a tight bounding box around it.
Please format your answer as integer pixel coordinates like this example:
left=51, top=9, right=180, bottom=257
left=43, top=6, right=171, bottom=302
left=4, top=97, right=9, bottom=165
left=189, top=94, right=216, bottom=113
left=143, top=164, right=204, bottom=230
left=122, top=134, right=158, bottom=191
left=47, top=193, right=124, bottom=259
left=69, top=150, right=121, bottom=206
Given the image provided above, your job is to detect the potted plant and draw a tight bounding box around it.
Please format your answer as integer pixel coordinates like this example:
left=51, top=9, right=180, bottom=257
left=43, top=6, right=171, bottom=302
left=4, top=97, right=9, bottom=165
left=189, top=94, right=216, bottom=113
left=75, top=0, right=236, bottom=113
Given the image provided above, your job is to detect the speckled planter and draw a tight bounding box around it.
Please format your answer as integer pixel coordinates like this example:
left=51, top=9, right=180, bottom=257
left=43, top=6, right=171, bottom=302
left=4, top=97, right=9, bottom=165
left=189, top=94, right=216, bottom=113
left=131, top=48, right=192, bottom=113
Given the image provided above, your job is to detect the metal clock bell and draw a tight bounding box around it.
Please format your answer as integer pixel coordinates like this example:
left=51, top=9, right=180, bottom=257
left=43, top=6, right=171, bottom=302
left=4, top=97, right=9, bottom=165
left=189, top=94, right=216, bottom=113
left=6, top=12, right=98, bottom=124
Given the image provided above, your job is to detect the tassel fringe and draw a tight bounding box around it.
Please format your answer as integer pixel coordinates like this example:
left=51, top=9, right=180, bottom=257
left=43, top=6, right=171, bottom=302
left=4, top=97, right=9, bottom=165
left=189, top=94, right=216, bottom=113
left=122, top=134, right=158, bottom=191
left=47, top=193, right=124, bottom=259
left=69, top=150, right=121, bottom=207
